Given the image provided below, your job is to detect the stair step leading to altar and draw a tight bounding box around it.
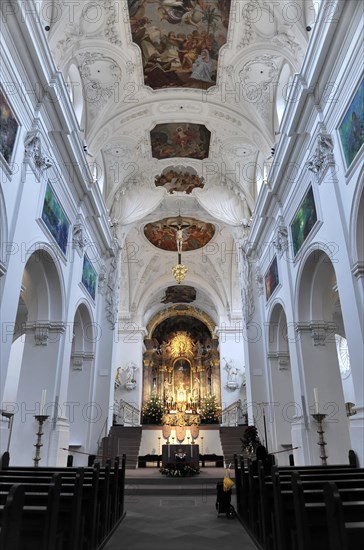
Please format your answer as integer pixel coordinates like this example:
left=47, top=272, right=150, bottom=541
left=219, top=426, right=248, bottom=466
left=124, top=469, right=231, bottom=496
left=102, top=425, right=143, bottom=468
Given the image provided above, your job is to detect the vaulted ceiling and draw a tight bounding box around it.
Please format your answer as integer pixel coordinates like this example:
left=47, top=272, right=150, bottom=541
left=45, top=0, right=315, bottom=327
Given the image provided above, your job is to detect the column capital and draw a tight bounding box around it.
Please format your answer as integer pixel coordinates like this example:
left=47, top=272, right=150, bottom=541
left=23, top=321, right=66, bottom=346
left=296, top=321, right=337, bottom=346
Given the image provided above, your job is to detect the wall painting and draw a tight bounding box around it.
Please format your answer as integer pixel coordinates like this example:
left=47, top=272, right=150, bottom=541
left=41, top=183, right=70, bottom=255
left=291, top=186, right=318, bottom=256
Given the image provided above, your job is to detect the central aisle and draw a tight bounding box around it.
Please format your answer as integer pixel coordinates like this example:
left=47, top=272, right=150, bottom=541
left=103, top=470, right=258, bottom=550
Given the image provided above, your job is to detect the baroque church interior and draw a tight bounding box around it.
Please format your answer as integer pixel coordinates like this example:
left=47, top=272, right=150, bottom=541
left=0, top=0, right=363, bottom=523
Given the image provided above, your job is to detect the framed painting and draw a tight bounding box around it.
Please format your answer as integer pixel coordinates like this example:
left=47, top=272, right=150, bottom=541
left=127, top=1, right=232, bottom=90
left=0, top=88, right=19, bottom=164
left=291, top=186, right=318, bottom=256
left=82, top=255, right=97, bottom=300
left=338, top=78, right=364, bottom=168
left=41, top=184, right=70, bottom=255
left=151, top=123, right=211, bottom=160
left=265, top=256, right=279, bottom=302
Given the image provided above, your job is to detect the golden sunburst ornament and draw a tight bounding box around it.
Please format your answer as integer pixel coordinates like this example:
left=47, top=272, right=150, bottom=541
left=172, top=263, right=188, bottom=284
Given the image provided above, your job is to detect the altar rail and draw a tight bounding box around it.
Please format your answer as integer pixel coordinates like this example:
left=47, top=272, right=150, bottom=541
left=114, top=400, right=140, bottom=426
left=220, top=399, right=247, bottom=426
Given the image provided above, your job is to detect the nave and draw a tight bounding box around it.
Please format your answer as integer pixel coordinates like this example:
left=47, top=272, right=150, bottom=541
left=1, top=449, right=364, bottom=550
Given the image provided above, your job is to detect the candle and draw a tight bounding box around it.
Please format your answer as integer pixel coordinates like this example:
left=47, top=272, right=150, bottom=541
left=40, top=389, right=46, bottom=415
left=313, top=388, right=319, bottom=414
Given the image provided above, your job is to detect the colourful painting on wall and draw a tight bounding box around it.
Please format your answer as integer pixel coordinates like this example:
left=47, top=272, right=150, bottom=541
left=151, top=123, right=211, bottom=159
left=291, top=186, right=318, bottom=256
left=82, top=255, right=97, bottom=300
left=127, top=0, right=232, bottom=90
left=338, top=78, right=364, bottom=168
left=144, top=216, right=215, bottom=251
left=41, top=184, right=70, bottom=255
left=155, top=168, right=205, bottom=193
left=0, top=89, right=19, bottom=164
left=265, top=256, right=279, bottom=302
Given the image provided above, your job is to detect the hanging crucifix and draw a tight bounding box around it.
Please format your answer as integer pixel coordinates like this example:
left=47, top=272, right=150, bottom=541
left=170, top=216, right=191, bottom=264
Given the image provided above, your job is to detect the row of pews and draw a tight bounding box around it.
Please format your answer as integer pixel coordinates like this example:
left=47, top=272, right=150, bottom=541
left=234, top=451, right=364, bottom=550
left=0, top=452, right=126, bottom=550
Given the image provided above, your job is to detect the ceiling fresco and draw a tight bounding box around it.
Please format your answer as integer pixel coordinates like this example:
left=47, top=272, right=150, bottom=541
left=46, top=0, right=313, bottom=329
left=144, top=216, right=215, bottom=251
left=155, top=168, right=205, bottom=194
left=127, top=0, right=232, bottom=90
left=151, top=123, right=211, bottom=159
left=161, top=285, right=197, bottom=303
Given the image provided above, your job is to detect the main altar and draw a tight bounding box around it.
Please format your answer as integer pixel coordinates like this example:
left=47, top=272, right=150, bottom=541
left=141, top=311, right=222, bottom=430
left=162, top=444, right=199, bottom=467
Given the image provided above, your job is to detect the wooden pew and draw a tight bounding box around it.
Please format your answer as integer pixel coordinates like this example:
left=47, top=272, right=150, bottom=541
left=291, top=472, right=364, bottom=550
left=0, top=469, right=98, bottom=550
left=324, top=481, right=364, bottom=550
left=272, top=471, right=364, bottom=550
left=243, top=464, right=364, bottom=550
left=0, top=455, right=126, bottom=550
left=0, top=484, right=24, bottom=550
left=0, top=474, right=62, bottom=550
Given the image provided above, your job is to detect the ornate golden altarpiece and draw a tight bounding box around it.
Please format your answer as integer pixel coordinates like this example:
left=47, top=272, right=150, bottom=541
left=142, top=307, right=221, bottom=426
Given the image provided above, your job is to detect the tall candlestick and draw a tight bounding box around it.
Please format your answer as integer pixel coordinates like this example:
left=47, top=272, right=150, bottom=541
left=313, top=388, right=319, bottom=414
left=40, top=390, right=47, bottom=415
left=33, top=414, right=49, bottom=467
left=312, top=413, right=328, bottom=465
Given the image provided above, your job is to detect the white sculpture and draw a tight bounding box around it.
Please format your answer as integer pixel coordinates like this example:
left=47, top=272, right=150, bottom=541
left=123, top=362, right=138, bottom=390
left=224, top=358, right=240, bottom=389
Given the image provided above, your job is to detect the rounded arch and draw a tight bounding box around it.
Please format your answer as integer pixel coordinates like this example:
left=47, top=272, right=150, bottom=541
left=349, top=174, right=364, bottom=268
left=65, top=300, right=95, bottom=465
left=267, top=299, right=289, bottom=353
left=72, top=299, right=96, bottom=353
left=146, top=305, right=216, bottom=339
left=21, top=244, right=65, bottom=322
left=266, top=300, right=294, bottom=464
left=296, top=245, right=338, bottom=322
left=6, top=245, right=65, bottom=465
left=295, top=246, right=352, bottom=464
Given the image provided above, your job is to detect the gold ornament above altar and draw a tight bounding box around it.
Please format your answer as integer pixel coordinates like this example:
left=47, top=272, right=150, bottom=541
left=169, top=332, right=194, bottom=359
left=172, top=263, right=188, bottom=284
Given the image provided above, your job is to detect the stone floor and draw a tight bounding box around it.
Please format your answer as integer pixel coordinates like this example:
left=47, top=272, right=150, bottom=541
left=102, top=468, right=258, bottom=550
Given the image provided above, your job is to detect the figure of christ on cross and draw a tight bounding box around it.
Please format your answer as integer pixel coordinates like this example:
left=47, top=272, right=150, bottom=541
left=169, top=217, right=191, bottom=262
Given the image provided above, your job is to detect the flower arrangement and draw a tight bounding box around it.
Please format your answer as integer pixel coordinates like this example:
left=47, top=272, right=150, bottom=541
left=160, top=463, right=200, bottom=477
left=142, top=395, right=165, bottom=424
left=199, top=394, right=221, bottom=424
left=241, top=425, right=261, bottom=454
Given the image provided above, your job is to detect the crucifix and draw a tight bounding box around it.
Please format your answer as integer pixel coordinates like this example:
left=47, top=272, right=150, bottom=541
left=170, top=216, right=191, bottom=264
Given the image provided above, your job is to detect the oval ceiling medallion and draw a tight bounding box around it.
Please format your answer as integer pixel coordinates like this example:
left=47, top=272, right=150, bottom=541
left=144, top=217, right=215, bottom=251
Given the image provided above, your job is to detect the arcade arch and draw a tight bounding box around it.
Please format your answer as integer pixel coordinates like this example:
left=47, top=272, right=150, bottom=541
left=296, top=248, right=351, bottom=464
